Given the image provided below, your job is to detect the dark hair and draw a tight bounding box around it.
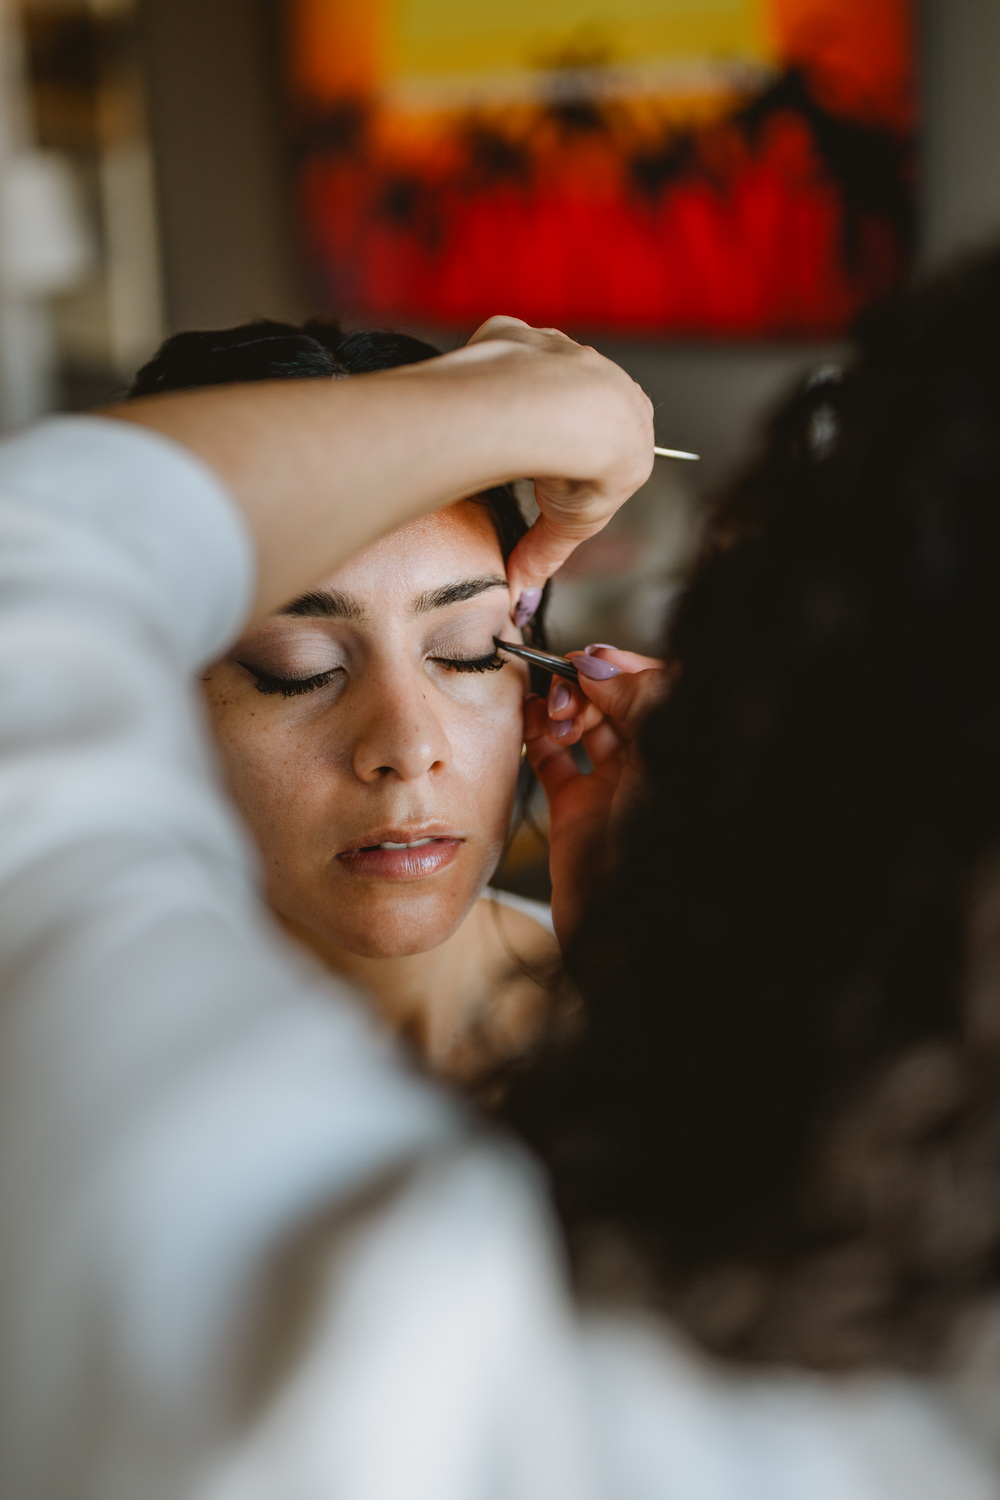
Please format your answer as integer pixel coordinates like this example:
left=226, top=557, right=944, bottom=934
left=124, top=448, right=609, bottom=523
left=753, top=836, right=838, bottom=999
left=129, top=319, right=544, bottom=614
left=505, top=245, right=1000, bottom=1373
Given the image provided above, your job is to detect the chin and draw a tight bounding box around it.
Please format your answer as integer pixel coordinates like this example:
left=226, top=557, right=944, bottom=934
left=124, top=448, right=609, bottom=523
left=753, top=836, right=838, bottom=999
left=312, top=880, right=486, bottom=961
left=345, top=930, right=453, bottom=959
left=336, top=904, right=472, bottom=958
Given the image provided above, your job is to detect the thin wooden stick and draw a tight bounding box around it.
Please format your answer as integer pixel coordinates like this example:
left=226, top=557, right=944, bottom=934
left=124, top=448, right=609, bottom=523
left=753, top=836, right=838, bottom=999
left=654, top=445, right=699, bottom=461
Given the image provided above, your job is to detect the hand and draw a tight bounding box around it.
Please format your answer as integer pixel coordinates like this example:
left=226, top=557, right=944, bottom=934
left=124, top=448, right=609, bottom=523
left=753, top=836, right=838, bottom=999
left=465, top=317, right=655, bottom=625
left=524, top=645, right=672, bottom=945
left=112, top=314, right=654, bottom=623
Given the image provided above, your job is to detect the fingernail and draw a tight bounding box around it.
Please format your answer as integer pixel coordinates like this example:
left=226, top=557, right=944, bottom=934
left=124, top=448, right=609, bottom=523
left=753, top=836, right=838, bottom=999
left=549, top=716, right=574, bottom=739
left=549, top=682, right=571, bottom=714
left=584, top=643, right=617, bottom=655
left=575, top=654, right=622, bottom=680
left=513, top=588, right=543, bottom=628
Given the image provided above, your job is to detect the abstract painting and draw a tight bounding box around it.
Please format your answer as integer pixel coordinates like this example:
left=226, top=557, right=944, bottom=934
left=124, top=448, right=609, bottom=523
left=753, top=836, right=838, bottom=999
left=289, top=0, right=914, bottom=337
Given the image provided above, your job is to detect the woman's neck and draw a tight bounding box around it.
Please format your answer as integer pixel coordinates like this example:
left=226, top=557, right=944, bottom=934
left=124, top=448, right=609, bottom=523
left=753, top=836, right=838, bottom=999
left=280, top=900, right=496, bottom=1068
left=279, top=895, right=557, bottom=1083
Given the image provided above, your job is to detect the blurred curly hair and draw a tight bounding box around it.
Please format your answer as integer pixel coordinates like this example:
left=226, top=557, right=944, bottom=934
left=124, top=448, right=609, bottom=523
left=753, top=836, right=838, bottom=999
left=505, top=244, right=1000, bottom=1372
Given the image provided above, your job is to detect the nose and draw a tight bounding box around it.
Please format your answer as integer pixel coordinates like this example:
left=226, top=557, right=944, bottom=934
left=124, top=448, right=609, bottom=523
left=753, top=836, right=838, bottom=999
left=349, top=672, right=452, bottom=784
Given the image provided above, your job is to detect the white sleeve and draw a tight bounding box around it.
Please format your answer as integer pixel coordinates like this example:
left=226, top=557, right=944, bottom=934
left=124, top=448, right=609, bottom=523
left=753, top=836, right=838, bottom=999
left=0, top=418, right=595, bottom=1500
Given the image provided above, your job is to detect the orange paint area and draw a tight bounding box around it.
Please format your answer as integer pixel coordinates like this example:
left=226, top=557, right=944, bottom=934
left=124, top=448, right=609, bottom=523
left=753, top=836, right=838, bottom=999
left=290, top=0, right=915, bottom=336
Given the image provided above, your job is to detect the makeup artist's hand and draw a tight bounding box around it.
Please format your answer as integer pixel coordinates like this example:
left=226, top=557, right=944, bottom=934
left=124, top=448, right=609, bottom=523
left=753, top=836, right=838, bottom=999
left=115, top=313, right=654, bottom=622
left=524, top=646, right=671, bottom=945
left=465, top=317, right=654, bottom=626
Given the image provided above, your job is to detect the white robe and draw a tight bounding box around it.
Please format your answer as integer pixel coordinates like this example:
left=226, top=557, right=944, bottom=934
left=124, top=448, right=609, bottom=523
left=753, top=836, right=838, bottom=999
left=0, top=415, right=994, bottom=1500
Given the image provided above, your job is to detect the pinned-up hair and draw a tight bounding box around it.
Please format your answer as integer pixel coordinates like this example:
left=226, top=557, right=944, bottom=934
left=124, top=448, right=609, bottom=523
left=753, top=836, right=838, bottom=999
left=128, top=319, right=545, bottom=614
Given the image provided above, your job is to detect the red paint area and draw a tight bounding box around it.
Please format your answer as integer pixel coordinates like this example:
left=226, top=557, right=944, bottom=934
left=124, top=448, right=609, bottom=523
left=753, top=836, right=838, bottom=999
left=294, top=4, right=914, bottom=337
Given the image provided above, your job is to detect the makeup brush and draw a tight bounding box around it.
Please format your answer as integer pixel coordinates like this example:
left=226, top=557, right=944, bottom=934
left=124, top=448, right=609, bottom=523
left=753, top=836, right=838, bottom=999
left=493, top=636, right=580, bottom=682
left=654, top=446, right=699, bottom=460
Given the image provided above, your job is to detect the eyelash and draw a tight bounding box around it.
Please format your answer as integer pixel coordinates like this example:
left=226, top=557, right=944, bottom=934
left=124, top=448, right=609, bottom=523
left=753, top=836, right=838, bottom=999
left=437, top=651, right=506, bottom=674
left=239, top=665, right=341, bottom=698
left=240, top=652, right=505, bottom=699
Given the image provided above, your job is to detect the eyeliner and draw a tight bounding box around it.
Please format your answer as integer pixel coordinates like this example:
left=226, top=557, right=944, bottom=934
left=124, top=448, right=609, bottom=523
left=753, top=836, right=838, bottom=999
left=492, top=636, right=580, bottom=682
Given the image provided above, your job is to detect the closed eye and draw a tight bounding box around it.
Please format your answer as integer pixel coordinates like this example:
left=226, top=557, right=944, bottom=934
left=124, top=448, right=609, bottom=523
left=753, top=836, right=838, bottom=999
left=237, top=663, right=343, bottom=697
left=433, top=651, right=506, bottom=674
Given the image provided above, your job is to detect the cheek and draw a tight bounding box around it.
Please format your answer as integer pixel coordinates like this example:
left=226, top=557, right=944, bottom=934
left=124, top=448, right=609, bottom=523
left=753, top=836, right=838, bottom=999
left=204, top=695, right=328, bottom=854
left=446, top=674, right=526, bottom=822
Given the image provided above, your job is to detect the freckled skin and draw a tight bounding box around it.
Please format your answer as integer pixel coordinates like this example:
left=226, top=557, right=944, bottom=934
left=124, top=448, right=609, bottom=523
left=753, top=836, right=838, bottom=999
left=202, top=501, right=530, bottom=964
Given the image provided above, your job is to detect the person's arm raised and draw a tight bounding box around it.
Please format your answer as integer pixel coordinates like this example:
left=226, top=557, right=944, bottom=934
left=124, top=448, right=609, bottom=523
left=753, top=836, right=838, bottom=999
left=108, top=316, right=653, bottom=621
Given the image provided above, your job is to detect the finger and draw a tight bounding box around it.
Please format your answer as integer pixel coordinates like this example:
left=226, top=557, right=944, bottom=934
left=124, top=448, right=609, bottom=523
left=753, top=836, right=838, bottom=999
left=575, top=644, right=664, bottom=673
left=526, top=733, right=583, bottom=798
left=527, top=691, right=585, bottom=754
left=580, top=714, right=627, bottom=771
left=570, top=664, right=672, bottom=737
left=545, top=675, right=580, bottom=742
left=466, top=317, right=580, bottom=353
left=547, top=676, right=581, bottom=717
left=545, top=647, right=663, bottom=746
left=556, top=709, right=605, bottom=743
left=524, top=696, right=587, bottom=797
left=465, top=314, right=530, bottom=346
left=523, top=692, right=548, bottom=742
left=506, top=511, right=603, bottom=611
left=545, top=678, right=605, bottom=749
left=548, top=703, right=603, bottom=747
left=525, top=693, right=593, bottom=778
left=546, top=676, right=593, bottom=727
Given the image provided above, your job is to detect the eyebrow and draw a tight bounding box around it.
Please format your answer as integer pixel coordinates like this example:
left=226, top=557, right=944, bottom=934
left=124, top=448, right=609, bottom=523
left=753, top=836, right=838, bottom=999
left=278, top=589, right=364, bottom=620
left=276, top=575, right=507, bottom=620
left=413, top=576, right=507, bottom=613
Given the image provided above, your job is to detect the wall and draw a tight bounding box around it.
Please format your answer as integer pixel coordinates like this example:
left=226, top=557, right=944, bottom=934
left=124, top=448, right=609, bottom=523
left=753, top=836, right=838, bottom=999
left=586, top=0, right=1000, bottom=496
left=920, top=0, right=1000, bottom=268
left=135, top=0, right=1000, bottom=482
left=136, top=0, right=304, bottom=332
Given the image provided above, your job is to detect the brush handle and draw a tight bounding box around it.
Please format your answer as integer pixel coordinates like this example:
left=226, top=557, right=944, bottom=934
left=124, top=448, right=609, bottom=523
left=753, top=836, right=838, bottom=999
left=493, top=636, right=580, bottom=682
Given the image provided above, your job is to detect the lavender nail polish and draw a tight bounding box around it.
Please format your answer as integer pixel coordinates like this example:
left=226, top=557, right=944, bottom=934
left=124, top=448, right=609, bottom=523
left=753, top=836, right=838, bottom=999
left=513, top=587, right=543, bottom=628
left=575, top=654, right=621, bottom=680
left=549, top=716, right=574, bottom=739
left=584, top=642, right=617, bottom=655
left=550, top=682, right=572, bottom=714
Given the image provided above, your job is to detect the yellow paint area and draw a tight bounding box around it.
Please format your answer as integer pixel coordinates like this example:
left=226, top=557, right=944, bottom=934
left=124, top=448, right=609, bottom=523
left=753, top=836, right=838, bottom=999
left=390, top=0, right=773, bottom=79
left=293, top=0, right=776, bottom=102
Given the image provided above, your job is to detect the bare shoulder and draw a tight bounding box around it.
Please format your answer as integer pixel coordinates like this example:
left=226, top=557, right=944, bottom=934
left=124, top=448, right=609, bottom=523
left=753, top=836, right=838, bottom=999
left=480, top=888, right=557, bottom=956
left=439, top=893, right=563, bottom=1094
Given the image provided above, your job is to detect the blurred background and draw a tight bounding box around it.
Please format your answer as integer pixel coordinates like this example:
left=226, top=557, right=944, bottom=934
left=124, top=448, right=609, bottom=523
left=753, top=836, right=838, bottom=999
left=3, top=0, right=998, bottom=892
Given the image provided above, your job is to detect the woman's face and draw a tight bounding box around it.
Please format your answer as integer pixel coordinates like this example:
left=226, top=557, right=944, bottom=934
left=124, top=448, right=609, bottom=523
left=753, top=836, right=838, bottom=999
left=203, top=500, right=529, bottom=959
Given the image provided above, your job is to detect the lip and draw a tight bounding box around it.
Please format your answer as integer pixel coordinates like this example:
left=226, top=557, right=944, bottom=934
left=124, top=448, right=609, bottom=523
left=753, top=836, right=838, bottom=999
left=335, top=827, right=464, bottom=882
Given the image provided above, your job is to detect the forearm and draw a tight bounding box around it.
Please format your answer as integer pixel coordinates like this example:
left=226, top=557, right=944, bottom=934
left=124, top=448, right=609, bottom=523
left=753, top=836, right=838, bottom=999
left=0, top=417, right=463, bottom=1494
left=109, top=331, right=652, bottom=618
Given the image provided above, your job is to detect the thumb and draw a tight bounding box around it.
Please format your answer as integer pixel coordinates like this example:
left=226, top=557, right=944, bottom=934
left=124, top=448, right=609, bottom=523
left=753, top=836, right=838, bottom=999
left=505, top=512, right=599, bottom=624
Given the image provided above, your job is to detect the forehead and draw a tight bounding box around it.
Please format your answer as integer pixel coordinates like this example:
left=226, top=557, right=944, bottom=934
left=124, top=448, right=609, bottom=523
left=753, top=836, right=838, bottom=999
left=316, top=498, right=504, bottom=603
